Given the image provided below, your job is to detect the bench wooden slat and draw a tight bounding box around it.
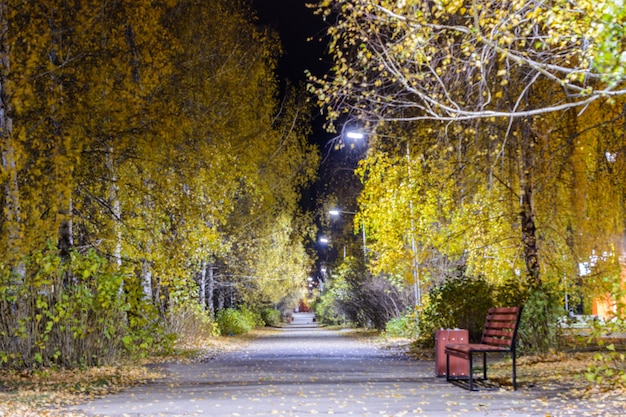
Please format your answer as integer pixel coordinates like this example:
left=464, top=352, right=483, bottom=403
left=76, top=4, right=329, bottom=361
left=481, top=337, right=512, bottom=347
left=483, top=329, right=514, bottom=337
left=445, top=306, right=523, bottom=391
left=487, top=307, right=519, bottom=314
left=445, top=343, right=510, bottom=353
left=491, top=311, right=518, bottom=318
left=485, top=320, right=517, bottom=327
left=486, top=316, right=517, bottom=321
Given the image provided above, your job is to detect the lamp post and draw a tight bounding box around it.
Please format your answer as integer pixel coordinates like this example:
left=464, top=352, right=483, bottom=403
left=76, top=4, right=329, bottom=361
left=342, top=126, right=421, bottom=305
left=329, top=209, right=367, bottom=262
left=406, top=143, right=421, bottom=306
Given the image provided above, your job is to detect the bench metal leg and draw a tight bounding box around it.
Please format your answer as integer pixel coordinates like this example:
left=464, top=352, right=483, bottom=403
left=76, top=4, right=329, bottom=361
left=482, top=352, right=487, bottom=380
left=512, top=352, right=517, bottom=390
left=446, top=353, right=450, bottom=382
left=468, top=353, right=474, bottom=391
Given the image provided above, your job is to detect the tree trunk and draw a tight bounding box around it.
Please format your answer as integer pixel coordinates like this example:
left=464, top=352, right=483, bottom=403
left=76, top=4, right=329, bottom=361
left=0, top=0, right=23, bottom=269
left=106, top=148, right=123, bottom=293
left=519, top=121, right=541, bottom=289
left=199, top=261, right=206, bottom=310
left=207, top=263, right=214, bottom=315
left=217, top=289, right=224, bottom=312
left=57, top=197, right=73, bottom=259
left=1, top=142, right=21, bottom=260
left=141, top=259, right=153, bottom=301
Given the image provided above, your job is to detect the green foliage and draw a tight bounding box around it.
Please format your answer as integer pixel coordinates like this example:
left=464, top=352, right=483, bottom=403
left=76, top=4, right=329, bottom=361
left=315, top=286, right=347, bottom=326
left=115, top=269, right=173, bottom=358
left=583, top=283, right=626, bottom=388
left=216, top=307, right=262, bottom=336
left=0, top=0, right=320, bottom=368
left=384, top=309, right=419, bottom=339
left=414, top=272, right=550, bottom=351
left=0, top=246, right=187, bottom=369
left=517, top=288, right=562, bottom=354
left=314, top=286, right=346, bottom=326
left=259, top=308, right=282, bottom=327
left=405, top=268, right=578, bottom=358
left=417, top=273, right=496, bottom=346
left=314, top=256, right=413, bottom=329
left=585, top=342, right=626, bottom=388
left=0, top=247, right=129, bottom=368
left=163, top=301, right=218, bottom=348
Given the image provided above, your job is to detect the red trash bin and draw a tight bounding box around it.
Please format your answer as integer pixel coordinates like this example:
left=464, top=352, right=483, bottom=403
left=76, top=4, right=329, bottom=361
left=435, top=329, right=469, bottom=377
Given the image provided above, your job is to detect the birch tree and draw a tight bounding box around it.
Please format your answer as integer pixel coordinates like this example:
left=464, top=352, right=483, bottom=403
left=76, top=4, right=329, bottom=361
left=310, top=0, right=626, bottom=294
left=310, top=0, right=626, bottom=123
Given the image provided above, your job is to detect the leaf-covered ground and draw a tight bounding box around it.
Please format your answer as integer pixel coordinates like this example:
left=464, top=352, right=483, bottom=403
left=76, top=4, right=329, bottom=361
left=0, top=335, right=255, bottom=417
left=0, top=331, right=624, bottom=417
left=385, top=336, right=626, bottom=415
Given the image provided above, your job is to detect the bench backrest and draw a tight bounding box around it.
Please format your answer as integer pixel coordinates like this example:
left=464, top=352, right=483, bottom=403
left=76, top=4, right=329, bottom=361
left=480, top=306, right=523, bottom=350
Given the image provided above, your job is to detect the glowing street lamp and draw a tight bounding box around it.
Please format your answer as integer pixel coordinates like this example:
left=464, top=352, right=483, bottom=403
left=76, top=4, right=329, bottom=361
left=329, top=209, right=367, bottom=262
left=345, top=131, right=365, bottom=140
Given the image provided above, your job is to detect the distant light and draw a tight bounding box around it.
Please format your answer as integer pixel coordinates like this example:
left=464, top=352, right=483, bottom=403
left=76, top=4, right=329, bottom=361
left=346, top=131, right=364, bottom=140
left=606, top=151, right=616, bottom=163
left=329, top=209, right=356, bottom=216
left=319, top=237, right=329, bottom=243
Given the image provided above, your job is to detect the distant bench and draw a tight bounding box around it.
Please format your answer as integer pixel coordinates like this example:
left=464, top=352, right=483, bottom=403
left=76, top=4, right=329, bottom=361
left=445, top=306, right=523, bottom=391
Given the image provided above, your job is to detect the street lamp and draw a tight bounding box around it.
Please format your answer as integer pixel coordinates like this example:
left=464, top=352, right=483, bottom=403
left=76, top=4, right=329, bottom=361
left=319, top=233, right=348, bottom=260
left=346, top=131, right=364, bottom=140
left=329, top=209, right=367, bottom=262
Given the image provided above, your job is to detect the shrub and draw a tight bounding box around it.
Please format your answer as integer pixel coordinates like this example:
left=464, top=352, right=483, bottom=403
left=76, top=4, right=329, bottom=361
left=384, top=308, right=419, bottom=338
left=215, top=307, right=261, bottom=336
left=415, top=271, right=564, bottom=355
left=516, top=287, right=562, bottom=354
left=0, top=247, right=130, bottom=368
left=417, top=274, right=495, bottom=346
left=164, top=301, right=219, bottom=346
left=315, top=292, right=344, bottom=325
left=260, top=308, right=282, bottom=327
left=315, top=256, right=413, bottom=329
left=583, top=279, right=626, bottom=388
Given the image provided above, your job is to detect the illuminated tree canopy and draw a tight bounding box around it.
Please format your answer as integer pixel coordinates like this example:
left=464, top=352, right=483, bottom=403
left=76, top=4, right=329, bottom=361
left=0, top=0, right=319, bottom=368
left=310, top=0, right=626, bottom=123
left=309, top=0, right=626, bottom=321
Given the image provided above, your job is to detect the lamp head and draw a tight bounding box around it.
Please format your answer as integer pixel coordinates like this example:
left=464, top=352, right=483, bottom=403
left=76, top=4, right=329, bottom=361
left=346, top=131, right=364, bottom=140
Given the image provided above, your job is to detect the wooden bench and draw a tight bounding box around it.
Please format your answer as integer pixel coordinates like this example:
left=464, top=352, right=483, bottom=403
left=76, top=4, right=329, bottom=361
left=445, top=306, right=523, bottom=391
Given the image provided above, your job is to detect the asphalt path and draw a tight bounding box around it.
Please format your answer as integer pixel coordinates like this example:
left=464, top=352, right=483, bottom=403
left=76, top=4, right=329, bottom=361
left=68, top=313, right=608, bottom=417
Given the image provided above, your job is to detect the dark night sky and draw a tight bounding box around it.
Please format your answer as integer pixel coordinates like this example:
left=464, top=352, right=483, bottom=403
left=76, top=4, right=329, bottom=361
left=252, top=1, right=352, bottom=217
left=252, top=0, right=329, bottom=84
left=253, top=0, right=338, bottom=168
left=252, top=1, right=362, bottom=266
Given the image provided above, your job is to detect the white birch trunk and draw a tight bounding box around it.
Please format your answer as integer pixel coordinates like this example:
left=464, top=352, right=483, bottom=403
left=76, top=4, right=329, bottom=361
left=106, top=148, right=123, bottom=293
left=0, top=2, right=23, bottom=274
left=140, top=181, right=155, bottom=300
left=207, top=263, right=214, bottom=315
left=141, top=259, right=152, bottom=301
left=199, top=261, right=206, bottom=310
